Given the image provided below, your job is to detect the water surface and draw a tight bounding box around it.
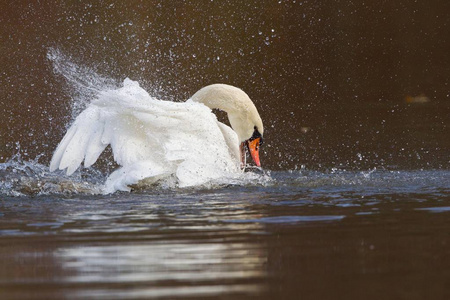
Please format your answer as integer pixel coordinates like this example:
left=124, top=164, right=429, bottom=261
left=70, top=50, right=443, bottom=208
left=1, top=168, right=449, bottom=299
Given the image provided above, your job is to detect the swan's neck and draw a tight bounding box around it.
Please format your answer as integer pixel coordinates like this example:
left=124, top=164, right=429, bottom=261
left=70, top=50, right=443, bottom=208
left=191, top=84, right=247, bottom=114
left=191, top=84, right=263, bottom=142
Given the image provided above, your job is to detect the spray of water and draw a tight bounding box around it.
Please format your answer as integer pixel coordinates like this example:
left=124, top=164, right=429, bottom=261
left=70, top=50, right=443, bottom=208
left=0, top=49, right=275, bottom=196
left=47, top=48, right=119, bottom=119
left=0, top=153, right=104, bottom=196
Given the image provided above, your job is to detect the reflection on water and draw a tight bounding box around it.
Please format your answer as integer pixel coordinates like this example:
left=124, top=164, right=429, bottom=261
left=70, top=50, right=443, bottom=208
left=1, top=170, right=449, bottom=299
left=226, top=215, right=345, bottom=224
left=59, top=242, right=265, bottom=298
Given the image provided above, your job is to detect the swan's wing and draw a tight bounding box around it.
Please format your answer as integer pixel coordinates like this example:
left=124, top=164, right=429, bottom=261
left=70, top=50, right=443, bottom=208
left=50, top=79, right=238, bottom=187
left=50, top=80, right=163, bottom=174
left=49, top=105, right=108, bottom=174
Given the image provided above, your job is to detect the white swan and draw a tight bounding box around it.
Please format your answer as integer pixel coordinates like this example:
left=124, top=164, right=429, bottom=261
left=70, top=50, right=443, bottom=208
left=50, top=79, right=264, bottom=193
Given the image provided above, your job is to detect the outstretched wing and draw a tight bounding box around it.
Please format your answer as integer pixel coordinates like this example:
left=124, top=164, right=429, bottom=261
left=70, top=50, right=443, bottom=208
left=50, top=79, right=238, bottom=183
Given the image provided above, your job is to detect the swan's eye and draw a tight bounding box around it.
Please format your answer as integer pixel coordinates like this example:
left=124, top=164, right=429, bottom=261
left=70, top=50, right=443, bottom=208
left=250, top=127, right=263, bottom=143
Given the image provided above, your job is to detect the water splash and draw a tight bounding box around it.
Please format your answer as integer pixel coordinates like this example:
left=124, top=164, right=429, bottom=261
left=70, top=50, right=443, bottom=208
left=0, top=154, right=104, bottom=196
left=0, top=152, right=275, bottom=197
left=15, top=50, right=273, bottom=195
left=47, top=48, right=118, bottom=118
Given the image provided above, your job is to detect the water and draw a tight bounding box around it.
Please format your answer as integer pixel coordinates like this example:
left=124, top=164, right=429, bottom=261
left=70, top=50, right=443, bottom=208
left=1, top=162, right=449, bottom=299
left=2, top=1, right=450, bottom=299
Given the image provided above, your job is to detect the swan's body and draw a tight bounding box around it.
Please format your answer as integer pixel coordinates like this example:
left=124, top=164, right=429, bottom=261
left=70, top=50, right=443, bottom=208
left=50, top=79, right=263, bottom=193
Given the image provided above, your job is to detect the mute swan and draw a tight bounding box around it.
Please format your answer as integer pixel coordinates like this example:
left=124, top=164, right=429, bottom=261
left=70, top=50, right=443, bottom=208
left=50, top=79, right=264, bottom=193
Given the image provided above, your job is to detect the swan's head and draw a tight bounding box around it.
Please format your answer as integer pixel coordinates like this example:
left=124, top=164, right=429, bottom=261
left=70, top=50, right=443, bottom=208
left=227, top=108, right=263, bottom=167
left=191, top=84, right=264, bottom=167
left=244, top=125, right=264, bottom=167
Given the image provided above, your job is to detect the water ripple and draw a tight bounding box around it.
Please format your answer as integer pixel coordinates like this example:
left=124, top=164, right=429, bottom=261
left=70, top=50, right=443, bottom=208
left=225, top=215, right=345, bottom=224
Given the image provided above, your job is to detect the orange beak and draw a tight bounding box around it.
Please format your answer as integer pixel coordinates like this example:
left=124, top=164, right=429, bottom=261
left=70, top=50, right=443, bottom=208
left=247, top=137, right=261, bottom=167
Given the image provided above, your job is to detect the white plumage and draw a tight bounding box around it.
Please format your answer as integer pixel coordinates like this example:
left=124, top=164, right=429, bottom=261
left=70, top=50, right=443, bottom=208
left=50, top=79, right=263, bottom=193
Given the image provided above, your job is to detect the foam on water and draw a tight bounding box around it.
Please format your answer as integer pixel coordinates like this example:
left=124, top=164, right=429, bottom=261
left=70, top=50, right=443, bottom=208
left=0, top=154, right=275, bottom=197
left=2, top=151, right=448, bottom=198
left=0, top=154, right=104, bottom=196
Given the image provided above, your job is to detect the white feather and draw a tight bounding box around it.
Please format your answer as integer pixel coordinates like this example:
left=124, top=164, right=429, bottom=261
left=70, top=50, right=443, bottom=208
left=50, top=78, right=263, bottom=192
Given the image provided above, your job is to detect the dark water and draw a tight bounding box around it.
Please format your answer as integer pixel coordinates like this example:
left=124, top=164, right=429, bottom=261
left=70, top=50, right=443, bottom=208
left=1, top=168, right=450, bottom=299
left=1, top=1, right=450, bottom=299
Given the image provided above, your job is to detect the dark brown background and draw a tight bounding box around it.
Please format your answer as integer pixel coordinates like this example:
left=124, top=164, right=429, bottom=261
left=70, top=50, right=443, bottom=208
left=1, top=0, right=449, bottom=170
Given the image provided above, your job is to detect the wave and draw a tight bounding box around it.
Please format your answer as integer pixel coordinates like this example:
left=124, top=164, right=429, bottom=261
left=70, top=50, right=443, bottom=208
left=0, top=155, right=274, bottom=197
left=0, top=154, right=104, bottom=196
left=2, top=153, right=448, bottom=198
